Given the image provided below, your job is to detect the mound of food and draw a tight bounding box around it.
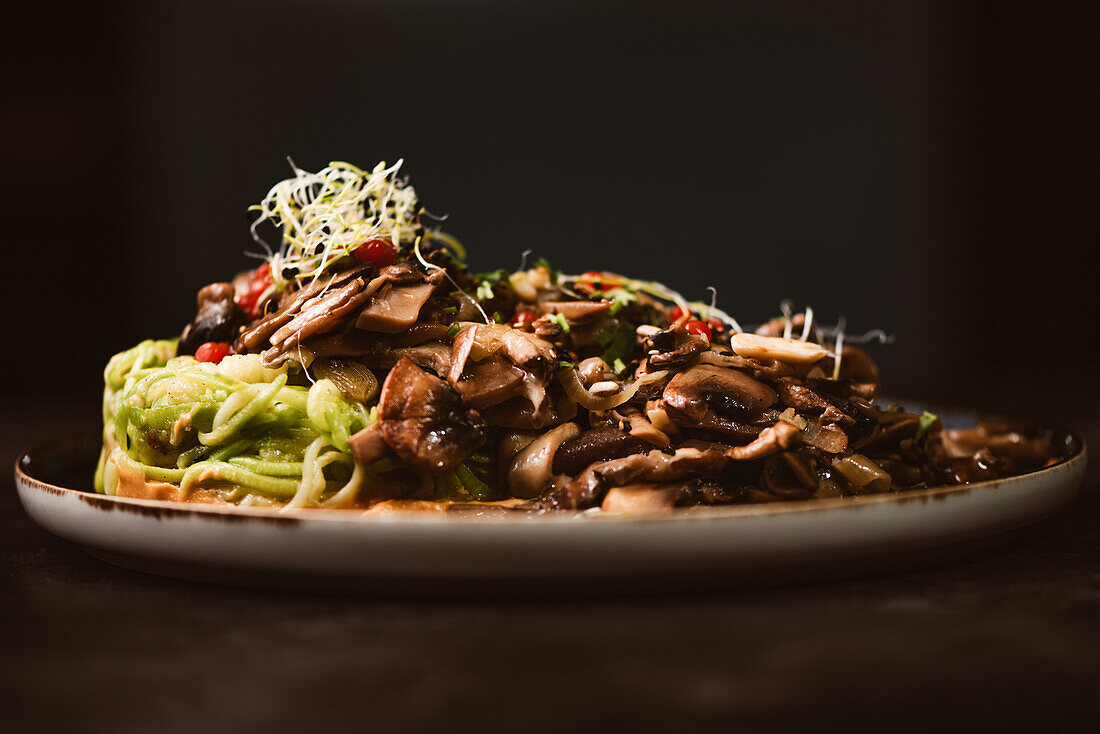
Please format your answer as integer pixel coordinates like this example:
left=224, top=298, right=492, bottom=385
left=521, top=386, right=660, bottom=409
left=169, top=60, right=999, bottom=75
left=95, top=160, right=1062, bottom=513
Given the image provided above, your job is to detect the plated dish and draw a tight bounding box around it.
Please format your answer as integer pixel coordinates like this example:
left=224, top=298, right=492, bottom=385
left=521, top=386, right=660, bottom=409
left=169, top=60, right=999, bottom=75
left=94, top=159, right=1065, bottom=515
left=15, top=425, right=1086, bottom=586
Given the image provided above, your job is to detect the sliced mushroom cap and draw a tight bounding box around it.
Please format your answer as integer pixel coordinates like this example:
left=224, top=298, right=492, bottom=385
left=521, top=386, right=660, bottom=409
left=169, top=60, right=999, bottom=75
left=391, top=342, right=452, bottom=377
left=377, top=357, right=486, bottom=473
left=481, top=384, right=577, bottom=430
left=730, top=333, right=828, bottom=365
left=776, top=380, right=829, bottom=413
left=551, top=426, right=655, bottom=476
left=538, top=300, right=612, bottom=323
left=356, top=282, right=437, bottom=333
left=546, top=445, right=732, bottom=510
left=451, top=354, right=526, bottom=410
left=662, top=365, right=777, bottom=423
left=601, top=483, right=684, bottom=513
left=269, top=276, right=372, bottom=350
left=507, top=422, right=581, bottom=498
left=347, top=421, right=388, bottom=466
left=448, top=325, right=479, bottom=384
left=499, top=329, right=556, bottom=372
left=622, top=408, right=671, bottom=448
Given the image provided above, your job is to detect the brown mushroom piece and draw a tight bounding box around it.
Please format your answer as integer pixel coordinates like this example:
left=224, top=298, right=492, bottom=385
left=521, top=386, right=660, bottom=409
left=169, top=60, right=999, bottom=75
left=538, top=300, right=612, bottom=323
left=356, top=282, right=438, bottom=333
left=268, top=275, right=372, bottom=351
left=644, top=326, right=708, bottom=369
left=481, top=385, right=577, bottom=430
left=551, top=426, right=656, bottom=476
left=542, top=445, right=732, bottom=510
left=725, top=421, right=800, bottom=460
left=662, top=365, right=777, bottom=423
left=601, top=483, right=687, bottom=513
left=451, top=354, right=526, bottom=410
left=621, top=407, right=671, bottom=448
left=179, top=282, right=244, bottom=355
left=507, top=422, right=581, bottom=498
left=374, top=357, right=486, bottom=473
left=499, top=329, right=556, bottom=372
left=347, top=421, right=388, bottom=466
left=776, top=380, right=829, bottom=413
left=239, top=265, right=374, bottom=352
left=391, top=342, right=452, bottom=377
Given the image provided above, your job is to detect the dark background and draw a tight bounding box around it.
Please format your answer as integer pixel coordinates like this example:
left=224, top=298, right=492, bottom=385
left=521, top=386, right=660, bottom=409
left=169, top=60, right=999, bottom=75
left=5, top=0, right=1097, bottom=424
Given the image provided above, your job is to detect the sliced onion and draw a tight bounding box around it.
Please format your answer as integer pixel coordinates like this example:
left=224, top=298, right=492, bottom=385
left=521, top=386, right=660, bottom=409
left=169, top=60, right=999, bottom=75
left=312, top=358, right=379, bottom=404
left=801, top=421, right=848, bottom=453
left=458, top=322, right=510, bottom=362
left=558, top=367, right=641, bottom=410
left=778, top=408, right=847, bottom=453
left=832, top=453, right=891, bottom=492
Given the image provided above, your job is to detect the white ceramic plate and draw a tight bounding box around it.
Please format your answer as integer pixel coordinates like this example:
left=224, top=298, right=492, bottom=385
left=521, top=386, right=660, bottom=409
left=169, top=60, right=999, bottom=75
left=15, top=413, right=1087, bottom=591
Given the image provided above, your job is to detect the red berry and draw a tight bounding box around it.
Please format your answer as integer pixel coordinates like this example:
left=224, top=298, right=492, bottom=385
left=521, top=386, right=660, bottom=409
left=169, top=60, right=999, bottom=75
left=353, top=238, right=397, bottom=267
left=195, top=342, right=232, bottom=364
left=684, top=319, right=712, bottom=341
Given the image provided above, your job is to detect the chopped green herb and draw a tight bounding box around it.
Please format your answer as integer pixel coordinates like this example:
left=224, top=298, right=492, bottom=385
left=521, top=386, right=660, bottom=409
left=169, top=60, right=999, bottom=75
left=604, top=287, right=638, bottom=316
left=474, top=269, right=510, bottom=302
left=446, top=323, right=462, bottom=338
left=612, top=358, right=627, bottom=375
left=915, top=411, right=939, bottom=442
left=547, top=313, right=570, bottom=333
left=491, top=311, right=503, bottom=324
left=442, top=306, right=458, bottom=316
left=556, top=360, right=576, bottom=370
left=455, top=462, right=494, bottom=501
left=476, top=281, right=495, bottom=301
left=597, top=320, right=635, bottom=372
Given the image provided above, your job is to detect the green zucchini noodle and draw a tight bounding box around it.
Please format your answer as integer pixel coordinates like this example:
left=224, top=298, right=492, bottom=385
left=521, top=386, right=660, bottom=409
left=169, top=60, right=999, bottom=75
left=95, top=340, right=384, bottom=509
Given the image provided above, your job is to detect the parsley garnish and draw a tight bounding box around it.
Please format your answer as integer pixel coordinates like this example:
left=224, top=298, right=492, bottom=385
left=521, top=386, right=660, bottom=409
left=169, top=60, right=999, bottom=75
left=597, top=320, right=635, bottom=373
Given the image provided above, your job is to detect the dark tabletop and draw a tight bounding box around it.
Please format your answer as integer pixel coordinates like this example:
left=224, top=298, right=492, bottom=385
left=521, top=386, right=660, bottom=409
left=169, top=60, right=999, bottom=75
left=2, top=396, right=1097, bottom=734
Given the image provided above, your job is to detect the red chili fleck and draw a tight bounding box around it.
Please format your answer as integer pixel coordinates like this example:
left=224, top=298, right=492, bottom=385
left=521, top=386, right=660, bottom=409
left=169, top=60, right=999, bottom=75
left=238, top=262, right=275, bottom=317
left=684, top=319, right=712, bottom=341
left=668, top=305, right=694, bottom=325
left=195, top=342, right=232, bottom=364
left=353, top=238, right=397, bottom=267
left=578, top=270, right=619, bottom=293
left=510, top=310, right=539, bottom=329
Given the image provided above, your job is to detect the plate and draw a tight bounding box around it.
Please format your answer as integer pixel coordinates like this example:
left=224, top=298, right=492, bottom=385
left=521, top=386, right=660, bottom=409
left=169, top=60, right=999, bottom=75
left=14, top=413, right=1087, bottom=592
